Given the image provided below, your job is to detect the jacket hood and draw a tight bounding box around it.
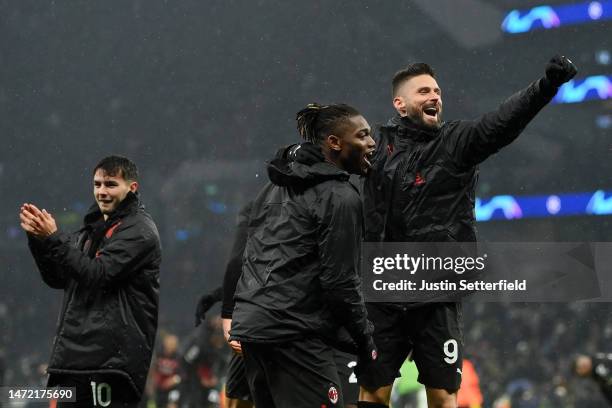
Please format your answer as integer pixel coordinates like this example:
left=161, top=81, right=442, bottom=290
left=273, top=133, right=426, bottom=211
left=387, top=115, right=440, bottom=142
left=267, top=158, right=350, bottom=188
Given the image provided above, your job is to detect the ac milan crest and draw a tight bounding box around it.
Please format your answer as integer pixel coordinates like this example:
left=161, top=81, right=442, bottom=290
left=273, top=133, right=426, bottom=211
left=414, top=172, right=425, bottom=186
left=328, top=386, right=339, bottom=404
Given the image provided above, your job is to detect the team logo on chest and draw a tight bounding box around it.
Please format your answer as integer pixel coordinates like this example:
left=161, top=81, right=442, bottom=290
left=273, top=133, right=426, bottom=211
left=328, top=386, right=339, bottom=404
left=414, top=171, right=426, bottom=186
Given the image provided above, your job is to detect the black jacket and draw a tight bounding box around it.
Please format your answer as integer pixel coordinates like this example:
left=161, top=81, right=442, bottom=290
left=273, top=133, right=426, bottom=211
left=221, top=202, right=252, bottom=319
left=364, top=79, right=556, bottom=243
left=27, top=192, right=161, bottom=401
left=230, top=159, right=373, bottom=353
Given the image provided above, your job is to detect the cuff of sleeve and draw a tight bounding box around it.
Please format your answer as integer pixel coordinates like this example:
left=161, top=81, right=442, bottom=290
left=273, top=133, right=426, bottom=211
left=221, top=305, right=234, bottom=319
left=45, top=231, right=71, bottom=258
left=45, top=230, right=66, bottom=245
left=27, top=233, right=45, bottom=247
left=538, top=77, right=558, bottom=99
left=28, top=231, right=64, bottom=250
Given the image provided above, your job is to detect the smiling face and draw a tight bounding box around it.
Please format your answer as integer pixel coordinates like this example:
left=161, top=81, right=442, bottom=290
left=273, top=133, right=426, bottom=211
left=327, top=115, right=376, bottom=176
left=393, top=74, right=443, bottom=130
left=93, top=169, right=138, bottom=218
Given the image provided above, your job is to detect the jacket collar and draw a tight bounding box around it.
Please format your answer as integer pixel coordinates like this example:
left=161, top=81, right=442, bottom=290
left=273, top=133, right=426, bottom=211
left=83, top=191, right=141, bottom=226
left=388, top=115, right=440, bottom=142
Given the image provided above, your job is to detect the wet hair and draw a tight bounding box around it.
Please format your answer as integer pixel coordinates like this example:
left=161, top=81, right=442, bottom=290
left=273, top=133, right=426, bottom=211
left=392, top=62, right=436, bottom=96
left=295, top=103, right=361, bottom=144
left=93, top=155, right=138, bottom=181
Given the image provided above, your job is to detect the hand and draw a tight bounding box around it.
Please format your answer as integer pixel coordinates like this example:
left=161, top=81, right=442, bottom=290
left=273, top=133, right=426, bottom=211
left=194, top=292, right=219, bottom=326
left=228, top=340, right=242, bottom=355
left=354, top=336, right=377, bottom=377
left=544, top=55, right=577, bottom=88
left=222, top=318, right=242, bottom=355
left=222, top=318, right=232, bottom=342
left=287, top=142, right=324, bottom=165
left=358, top=336, right=378, bottom=363
left=20, top=203, right=58, bottom=238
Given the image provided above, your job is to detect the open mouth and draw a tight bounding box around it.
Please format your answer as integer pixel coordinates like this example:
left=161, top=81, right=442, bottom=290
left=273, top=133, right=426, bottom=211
left=423, top=106, right=438, bottom=118
left=364, top=150, right=374, bottom=167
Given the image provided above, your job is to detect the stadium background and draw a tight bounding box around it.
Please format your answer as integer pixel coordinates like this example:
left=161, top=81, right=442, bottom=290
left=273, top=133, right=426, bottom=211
left=1, top=0, right=610, bottom=406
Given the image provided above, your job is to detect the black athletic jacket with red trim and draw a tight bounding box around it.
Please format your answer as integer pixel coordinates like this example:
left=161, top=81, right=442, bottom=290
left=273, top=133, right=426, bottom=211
left=229, top=159, right=373, bottom=354
left=27, top=192, right=161, bottom=402
left=364, top=78, right=557, bottom=243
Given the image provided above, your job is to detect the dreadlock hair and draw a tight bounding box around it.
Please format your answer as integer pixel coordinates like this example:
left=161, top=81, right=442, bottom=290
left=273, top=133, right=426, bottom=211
left=296, top=103, right=361, bottom=144
left=392, top=62, right=436, bottom=97
left=93, top=155, right=139, bottom=181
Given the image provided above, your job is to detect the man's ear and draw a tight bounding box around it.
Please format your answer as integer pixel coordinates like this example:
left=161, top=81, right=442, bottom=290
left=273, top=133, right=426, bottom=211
left=393, top=96, right=406, bottom=115
left=129, top=181, right=139, bottom=193
left=326, top=135, right=342, bottom=152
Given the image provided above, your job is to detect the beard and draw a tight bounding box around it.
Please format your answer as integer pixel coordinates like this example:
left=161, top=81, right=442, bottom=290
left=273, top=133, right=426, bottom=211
left=405, top=104, right=442, bottom=130
left=340, top=146, right=369, bottom=176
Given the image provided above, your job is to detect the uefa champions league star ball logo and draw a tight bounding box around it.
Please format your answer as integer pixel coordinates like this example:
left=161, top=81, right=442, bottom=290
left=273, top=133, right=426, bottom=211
left=328, top=386, right=339, bottom=404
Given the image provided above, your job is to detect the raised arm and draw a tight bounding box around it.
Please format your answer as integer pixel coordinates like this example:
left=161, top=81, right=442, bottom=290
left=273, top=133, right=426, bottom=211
left=449, top=55, right=577, bottom=167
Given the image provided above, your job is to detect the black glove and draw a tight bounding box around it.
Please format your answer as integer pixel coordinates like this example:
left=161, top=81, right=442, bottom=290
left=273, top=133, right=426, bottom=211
left=194, top=287, right=223, bottom=326
left=358, top=335, right=378, bottom=362
left=354, top=335, right=378, bottom=377
left=287, top=142, right=325, bottom=165
left=541, top=55, right=577, bottom=94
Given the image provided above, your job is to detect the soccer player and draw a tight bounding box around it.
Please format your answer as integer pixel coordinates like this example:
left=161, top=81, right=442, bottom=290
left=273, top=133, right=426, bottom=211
left=229, top=103, right=377, bottom=408
left=20, top=155, right=161, bottom=407
left=196, top=199, right=362, bottom=408
left=281, top=55, right=577, bottom=408
left=356, top=55, right=576, bottom=408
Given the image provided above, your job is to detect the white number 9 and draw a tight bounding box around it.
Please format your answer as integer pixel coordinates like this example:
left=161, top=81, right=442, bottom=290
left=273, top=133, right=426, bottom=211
left=443, top=339, right=458, bottom=364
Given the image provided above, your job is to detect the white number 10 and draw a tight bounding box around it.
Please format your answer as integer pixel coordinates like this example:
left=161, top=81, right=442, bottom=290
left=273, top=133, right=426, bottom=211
left=90, top=381, right=111, bottom=407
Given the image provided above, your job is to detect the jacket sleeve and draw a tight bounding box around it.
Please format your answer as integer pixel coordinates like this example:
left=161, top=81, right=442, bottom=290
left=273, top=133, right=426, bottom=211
left=27, top=233, right=70, bottom=289
left=316, top=187, right=373, bottom=350
left=221, top=202, right=252, bottom=319
left=41, top=219, right=160, bottom=288
left=448, top=79, right=556, bottom=168
left=363, top=126, right=393, bottom=242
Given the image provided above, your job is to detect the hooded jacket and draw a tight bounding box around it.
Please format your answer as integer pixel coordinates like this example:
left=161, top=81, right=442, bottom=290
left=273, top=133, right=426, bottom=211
left=364, top=79, right=556, bottom=243
left=27, top=192, right=161, bottom=401
left=230, top=158, right=373, bottom=353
